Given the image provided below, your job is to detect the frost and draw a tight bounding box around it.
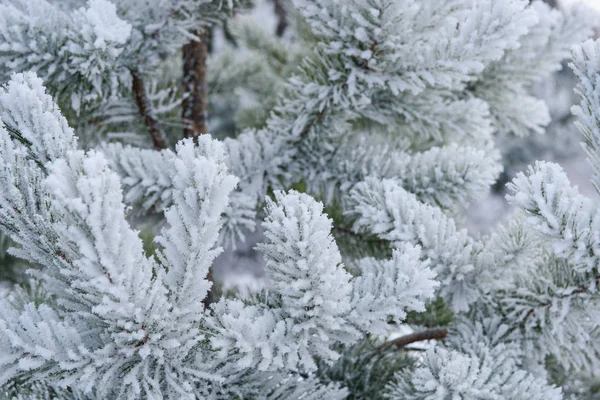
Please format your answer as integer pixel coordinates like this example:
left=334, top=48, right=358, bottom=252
left=81, top=0, right=132, bottom=51
left=0, top=74, right=440, bottom=397
left=0, top=0, right=599, bottom=398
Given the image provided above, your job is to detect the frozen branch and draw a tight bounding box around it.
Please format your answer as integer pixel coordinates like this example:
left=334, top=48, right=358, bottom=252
left=375, top=329, right=448, bottom=354
left=131, top=71, right=169, bottom=150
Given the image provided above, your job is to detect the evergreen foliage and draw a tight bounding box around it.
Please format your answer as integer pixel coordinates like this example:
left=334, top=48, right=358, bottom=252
left=0, top=0, right=598, bottom=398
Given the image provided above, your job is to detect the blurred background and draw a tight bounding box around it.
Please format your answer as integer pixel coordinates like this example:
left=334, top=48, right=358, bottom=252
left=562, top=0, right=600, bottom=12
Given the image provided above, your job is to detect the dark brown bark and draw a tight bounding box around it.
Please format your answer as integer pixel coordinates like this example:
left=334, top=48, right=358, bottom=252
left=202, top=269, right=219, bottom=310
left=332, top=224, right=389, bottom=246
left=182, top=29, right=209, bottom=140
left=273, top=0, right=288, bottom=37
left=375, top=328, right=448, bottom=354
left=536, top=0, right=556, bottom=7
left=131, top=72, right=169, bottom=150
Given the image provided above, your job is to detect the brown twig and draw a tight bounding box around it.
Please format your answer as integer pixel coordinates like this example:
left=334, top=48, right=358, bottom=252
left=182, top=28, right=209, bottom=140
left=375, top=328, right=448, bottom=354
left=131, top=71, right=169, bottom=150
left=523, top=274, right=600, bottom=322
left=273, top=0, right=288, bottom=37
left=332, top=225, right=389, bottom=246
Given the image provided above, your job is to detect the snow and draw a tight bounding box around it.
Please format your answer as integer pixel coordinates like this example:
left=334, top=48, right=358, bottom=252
left=561, top=0, right=600, bottom=13
left=83, top=0, right=131, bottom=50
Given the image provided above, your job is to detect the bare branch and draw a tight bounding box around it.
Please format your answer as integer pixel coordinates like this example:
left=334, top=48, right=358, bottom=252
left=375, top=328, right=448, bottom=354
left=131, top=71, right=169, bottom=150
left=273, top=0, right=288, bottom=37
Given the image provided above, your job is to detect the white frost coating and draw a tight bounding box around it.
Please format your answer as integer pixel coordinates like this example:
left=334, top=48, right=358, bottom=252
left=258, top=190, right=361, bottom=369
left=0, top=303, right=90, bottom=384
left=508, top=161, right=600, bottom=272
left=0, top=0, right=244, bottom=115
left=474, top=1, right=595, bottom=136
left=292, top=0, right=535, bottom=95
left=213, top=190, right=441, bottom=375
left=571, top=38, right=600, bottom=193
left=387, top=345, right=562, bottom=400
left=0, top=72, right=77, bottom=163
left=350, top=244, right=438, bottom=335
left=155, top=137, right=238, bottom=309
left=0, top=0, right=134, bottom=114
left=0, top=72, right=78, bottom=276
left=387, top=318, right=563, bottom=400
left=1, top=2, right=600, bottom=398
left=101, top=140, right=260, bottom=246
left=0, top=74, right=444, bottom=396
left=209, top=300, right=290, bottom=371
left=502, top=38, right=600, bottom=377
left=81, top=0, right=132, bottom=51
left=101, top=142, right=176, bottom=211
left=349, top=178, right=477, bottom=312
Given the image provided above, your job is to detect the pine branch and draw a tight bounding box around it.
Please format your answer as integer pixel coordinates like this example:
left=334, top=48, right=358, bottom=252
left=181, top=27, right=213, bottom=306
left=375, top=328, right=448, bottom=354
left=131, top=71, right=169, bottom=150
left=182, top=29, right=210, bottom=140
left=2, top=123, right=47, bottom=174
left=523, top=274, right=600, bottom=323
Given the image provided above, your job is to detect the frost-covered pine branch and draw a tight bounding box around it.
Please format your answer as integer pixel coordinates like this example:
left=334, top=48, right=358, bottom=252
left=387, top=318, right=563, bottom=399
left=1, top=0, right=599, bottom=398
left=0, top=0, right=248, bottom=147
left=0, top=73, right=439, bottom=397
left=102, top=0, right=560, bottom=240
left=499, top=37, right=600, bottom=390
left=471, top=1, right=596, bottom=137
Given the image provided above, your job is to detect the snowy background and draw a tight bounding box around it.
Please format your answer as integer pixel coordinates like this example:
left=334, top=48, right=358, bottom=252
left=563, top=0, right=600, bottom=12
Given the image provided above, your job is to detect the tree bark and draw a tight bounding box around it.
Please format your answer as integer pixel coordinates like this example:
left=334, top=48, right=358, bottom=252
left=182, top=29, right=209, bottom=140
left=131, top=72, right=169, bottom=150
left=538, top=0, right=557, bottom=7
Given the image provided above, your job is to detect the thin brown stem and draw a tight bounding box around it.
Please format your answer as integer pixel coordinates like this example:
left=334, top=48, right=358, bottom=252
left=131, top=72, right=169, bottom=150
left=523, top=274, right=600, bottom=322
left=375, top=328, right=448, bottom=354
left=182, top=28, right=209, bottom=140
left=273, top=0, right=288, bottom=37
left=332, top=225, right=389, bottom=246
